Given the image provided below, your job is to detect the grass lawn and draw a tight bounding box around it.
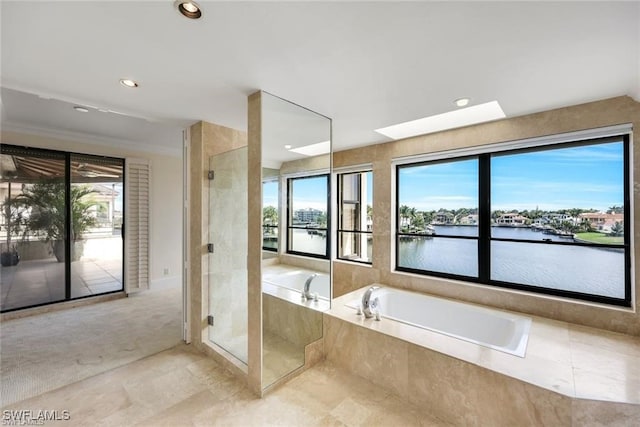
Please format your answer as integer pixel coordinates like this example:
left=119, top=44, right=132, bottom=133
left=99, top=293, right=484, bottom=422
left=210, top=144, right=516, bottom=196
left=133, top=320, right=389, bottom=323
left=574, top=232, right=623, bottom=245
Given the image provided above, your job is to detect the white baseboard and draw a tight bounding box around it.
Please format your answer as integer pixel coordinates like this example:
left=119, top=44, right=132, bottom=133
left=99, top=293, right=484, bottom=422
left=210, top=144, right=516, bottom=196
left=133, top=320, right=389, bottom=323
left=150, top=275, right=181, bottom=290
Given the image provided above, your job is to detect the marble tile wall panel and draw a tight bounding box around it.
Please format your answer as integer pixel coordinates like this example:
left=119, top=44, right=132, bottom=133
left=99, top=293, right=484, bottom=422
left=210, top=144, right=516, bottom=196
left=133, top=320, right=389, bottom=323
left=323, top=307, right=640, bottom=426
left=407, top=345, right=572, bottom=426
left=263, top=293, right=323, bottom=348
left=571, top=400, right=640, bottom=426
left=277, top=254, right=331, bottom=274
left=323, top=315, right=409, bottom=400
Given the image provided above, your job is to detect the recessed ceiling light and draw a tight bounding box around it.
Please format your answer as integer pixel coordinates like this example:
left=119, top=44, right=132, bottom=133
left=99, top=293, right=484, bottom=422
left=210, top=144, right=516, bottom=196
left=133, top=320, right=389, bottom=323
left=284, top=145, right=292, bottom=149
left=375, top=101, right=506, bottom=140
left=175, top=1, right=202, bottom=19
left=73, top=106, right=89, bottom=113
left=119, top=79, right=139, bottom=88
left=288, top=141, right=331, bottom=157
left=455, top=98, right=470, bottom=107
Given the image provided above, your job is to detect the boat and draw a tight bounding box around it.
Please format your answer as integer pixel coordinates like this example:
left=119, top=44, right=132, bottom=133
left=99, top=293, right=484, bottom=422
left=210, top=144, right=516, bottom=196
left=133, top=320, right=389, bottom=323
left=415, top=225, right=436, bottom=236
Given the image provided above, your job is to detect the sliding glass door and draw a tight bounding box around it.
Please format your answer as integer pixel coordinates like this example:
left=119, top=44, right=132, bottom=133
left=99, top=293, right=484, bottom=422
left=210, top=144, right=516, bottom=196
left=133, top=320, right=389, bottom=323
left=70, top=155, right=124, bottom=298
left=0, top=145, right=124, bottom=312
left=0, top=148, right=67, bottom=310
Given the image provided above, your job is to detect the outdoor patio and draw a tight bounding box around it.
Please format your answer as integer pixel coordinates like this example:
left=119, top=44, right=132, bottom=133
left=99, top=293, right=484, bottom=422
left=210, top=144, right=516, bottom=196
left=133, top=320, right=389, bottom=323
left=0, top=237, right=122, bottom=312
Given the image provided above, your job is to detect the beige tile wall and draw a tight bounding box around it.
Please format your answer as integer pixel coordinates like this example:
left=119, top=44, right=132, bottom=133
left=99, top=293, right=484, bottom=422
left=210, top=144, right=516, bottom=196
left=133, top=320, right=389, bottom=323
left=332, top=96, right=640, bottom=336
left=323, top=315, right=574, bottom=425
left=188, top=120, right=248, bottom=377
left=263, top=294, right=323, bottom=348
left=247, top=92, right=264, bottom=395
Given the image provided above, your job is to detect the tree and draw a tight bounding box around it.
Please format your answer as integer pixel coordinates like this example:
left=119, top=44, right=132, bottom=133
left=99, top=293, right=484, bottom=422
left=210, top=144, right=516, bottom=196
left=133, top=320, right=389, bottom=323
left=578, top=218, right=594, bottom=233
left=610, top=221, right=624, bottom=237
left=262, top=205, right=278, bottom=225
left=412, top=212, right=425, bottom=230
left=399, top=205, right=411, bottom=231
left=491, top=210, right=505, bottom=221
left=316, top=212, right=327, bottom=228
left=607, top=205, right=623, bottom=214
left=1, top=196, right=28, bottom=266
left=14, top=181, right=98, bottom=262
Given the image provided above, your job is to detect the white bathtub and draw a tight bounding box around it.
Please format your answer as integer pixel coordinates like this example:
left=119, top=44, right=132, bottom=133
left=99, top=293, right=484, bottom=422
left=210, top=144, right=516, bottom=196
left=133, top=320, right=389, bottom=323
left=347, top=286, right=531, bottom=357
left=262, top=270, right=331, bottom=300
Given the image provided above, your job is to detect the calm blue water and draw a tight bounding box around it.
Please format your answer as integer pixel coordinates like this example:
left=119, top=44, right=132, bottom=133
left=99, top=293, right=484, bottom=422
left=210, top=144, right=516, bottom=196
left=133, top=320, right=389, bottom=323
left=398, top=226, right=625, bottom=299
left=291, top=228, right=327, bottom=256
left=288, top=226, right=625, bottom=299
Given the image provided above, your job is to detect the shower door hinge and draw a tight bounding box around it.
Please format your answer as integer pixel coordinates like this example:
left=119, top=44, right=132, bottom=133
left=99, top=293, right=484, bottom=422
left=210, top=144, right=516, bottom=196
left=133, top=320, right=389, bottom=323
left=208, top=170, right=215, bottom=180
left=207, top=315, right=214, bottom=326
left=207, top=243, right=214, bottom=253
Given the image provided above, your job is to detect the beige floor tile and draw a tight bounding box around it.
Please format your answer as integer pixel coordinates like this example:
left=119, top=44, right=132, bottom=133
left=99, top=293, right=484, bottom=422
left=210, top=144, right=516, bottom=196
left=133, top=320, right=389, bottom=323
left=3, top=344, right=449, bottom=427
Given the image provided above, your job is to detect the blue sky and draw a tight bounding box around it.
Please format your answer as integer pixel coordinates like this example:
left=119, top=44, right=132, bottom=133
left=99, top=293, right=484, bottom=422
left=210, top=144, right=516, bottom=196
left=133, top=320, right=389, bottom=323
left=399, top=141, right=624, bottom=212
left=263, top=180, right=278, bottom=208
left=263, top=176, right=330, bottom=212
left=264, top=172, right=373, bottom=211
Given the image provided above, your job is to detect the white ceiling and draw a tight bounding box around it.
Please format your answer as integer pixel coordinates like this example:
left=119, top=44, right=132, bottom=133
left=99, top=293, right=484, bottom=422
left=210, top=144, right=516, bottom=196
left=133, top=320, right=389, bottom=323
left=1, top=1, right=639, bottom=156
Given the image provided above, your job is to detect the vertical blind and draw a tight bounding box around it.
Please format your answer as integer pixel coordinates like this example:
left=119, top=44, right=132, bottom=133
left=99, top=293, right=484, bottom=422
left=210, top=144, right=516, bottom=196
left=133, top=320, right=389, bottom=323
left=125, top=158, right=150, bottom=292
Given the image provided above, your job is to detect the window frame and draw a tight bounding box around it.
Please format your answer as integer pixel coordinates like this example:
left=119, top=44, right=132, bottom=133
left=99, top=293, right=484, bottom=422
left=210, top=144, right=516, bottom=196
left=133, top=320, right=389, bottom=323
left=394, top=134, right=631, bottom=307
left=262, top=178, right=279, bottom=252
left=395, top=155, right=480, bottom=281
left=286, top=173, right=330, bottom=259
left=337, top=170, right=373, bottom=265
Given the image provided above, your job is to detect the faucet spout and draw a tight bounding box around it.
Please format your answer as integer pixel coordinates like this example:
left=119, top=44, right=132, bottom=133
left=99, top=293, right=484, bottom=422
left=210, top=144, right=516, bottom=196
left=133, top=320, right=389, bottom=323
left=303, top=273, right=318, bottom=300
left=361, top=285, right=380, bottom=318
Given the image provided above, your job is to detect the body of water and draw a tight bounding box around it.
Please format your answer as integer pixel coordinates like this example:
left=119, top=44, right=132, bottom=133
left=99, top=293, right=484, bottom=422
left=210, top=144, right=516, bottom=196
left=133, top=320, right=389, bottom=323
left=398, top=225, right=625, bottom=299
left=290, top=228, right=327, bottom=256
left=284, top=225, right=625, bottom=299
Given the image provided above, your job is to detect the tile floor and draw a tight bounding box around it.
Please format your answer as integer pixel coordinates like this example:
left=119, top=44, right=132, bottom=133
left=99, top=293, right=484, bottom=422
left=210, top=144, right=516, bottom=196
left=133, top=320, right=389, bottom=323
left=2, top=344, right=450, bottom=426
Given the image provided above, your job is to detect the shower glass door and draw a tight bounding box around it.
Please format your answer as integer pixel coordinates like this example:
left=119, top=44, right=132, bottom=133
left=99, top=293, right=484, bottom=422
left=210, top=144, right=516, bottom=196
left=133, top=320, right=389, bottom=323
left=208, top=147, right=248, bottom=364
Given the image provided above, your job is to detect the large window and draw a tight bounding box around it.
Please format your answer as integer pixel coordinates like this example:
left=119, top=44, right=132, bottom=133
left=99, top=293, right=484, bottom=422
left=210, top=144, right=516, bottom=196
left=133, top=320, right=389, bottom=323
left=287, top=174, right=329, bottom=258
left=262, top=180, right=279, bottom=251
left=396, top=135, right=630, bottom=306
left=338, top=171, right=372, bottom=263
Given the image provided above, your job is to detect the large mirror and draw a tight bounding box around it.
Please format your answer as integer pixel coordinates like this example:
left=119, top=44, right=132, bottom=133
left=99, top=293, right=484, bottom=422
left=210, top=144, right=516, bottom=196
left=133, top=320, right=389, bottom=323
left=260, top=92, right=331, bottom=389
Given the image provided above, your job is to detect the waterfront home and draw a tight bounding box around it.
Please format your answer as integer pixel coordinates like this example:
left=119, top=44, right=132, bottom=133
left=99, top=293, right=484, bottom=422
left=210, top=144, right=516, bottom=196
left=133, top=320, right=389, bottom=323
left=458, top=214, right=478, bottom=225
left=433, top=210, right=454, bottom=224
left=578, top=212, right=624, bottom=232
left=496, top=213, right=528, bottom=226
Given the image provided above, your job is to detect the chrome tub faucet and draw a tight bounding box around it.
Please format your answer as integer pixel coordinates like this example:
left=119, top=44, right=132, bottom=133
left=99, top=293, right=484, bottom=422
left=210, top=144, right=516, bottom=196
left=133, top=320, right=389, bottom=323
left=361, top=285, right=380, bottom=318
left=303, top=273, right=318, bottom=300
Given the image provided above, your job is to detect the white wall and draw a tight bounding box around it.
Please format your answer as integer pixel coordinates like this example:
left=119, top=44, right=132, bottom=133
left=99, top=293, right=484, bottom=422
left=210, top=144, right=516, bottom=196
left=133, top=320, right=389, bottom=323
left=0, top=130, right=183, bottom=287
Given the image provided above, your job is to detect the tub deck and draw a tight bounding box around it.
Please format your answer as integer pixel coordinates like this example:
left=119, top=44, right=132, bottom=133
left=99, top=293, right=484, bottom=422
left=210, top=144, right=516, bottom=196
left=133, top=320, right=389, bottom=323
left=326, top=286, right=639, bottom=423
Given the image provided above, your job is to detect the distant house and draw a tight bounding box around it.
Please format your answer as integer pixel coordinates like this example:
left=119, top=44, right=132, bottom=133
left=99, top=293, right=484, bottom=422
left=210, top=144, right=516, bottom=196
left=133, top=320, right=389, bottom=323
left=579, top=213, right=624, bottom=232
left=547, top=213, right=573, bottom=222
left=496, top=213, right=527, bottom=226
left=433, top=210, right=454, bottom=224
left=458, top=214, right=478, bottom=225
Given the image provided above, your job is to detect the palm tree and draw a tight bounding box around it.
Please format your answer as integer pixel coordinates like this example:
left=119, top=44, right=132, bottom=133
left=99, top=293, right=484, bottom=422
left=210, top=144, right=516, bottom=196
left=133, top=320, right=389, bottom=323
left=262, top=205, right=278, bottom=225
left=14, top=181, right=97, bottom=262
left=399, top=205, right=411, bottom=231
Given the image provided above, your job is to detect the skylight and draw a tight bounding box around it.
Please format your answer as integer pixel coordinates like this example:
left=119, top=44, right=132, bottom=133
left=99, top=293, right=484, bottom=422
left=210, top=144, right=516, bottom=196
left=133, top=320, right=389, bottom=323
left=288, top=140, right=330, bottom=156
left=375, top=101, right=506, bottom=140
